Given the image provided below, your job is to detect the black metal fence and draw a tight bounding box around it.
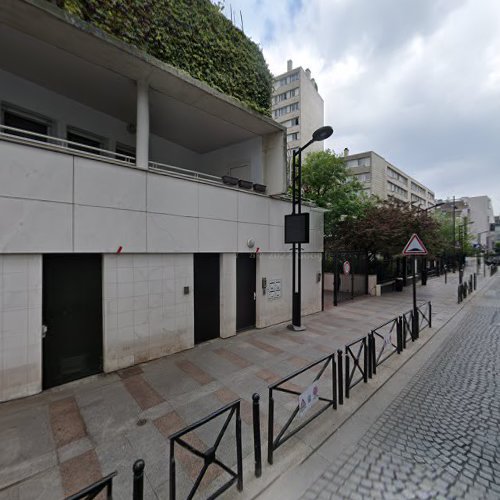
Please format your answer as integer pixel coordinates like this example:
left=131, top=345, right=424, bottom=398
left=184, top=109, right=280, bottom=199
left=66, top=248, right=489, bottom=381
left=65, top=460, right=143, bottom=500
left=370, top=317, right=402, bottom=371
left=458, top=273, right=478, bottom=303
left=169, top=400, right=243, bottom=500
left=344, top=336, right=368, bottom=398
left=267, top=354, right=336, bottom=464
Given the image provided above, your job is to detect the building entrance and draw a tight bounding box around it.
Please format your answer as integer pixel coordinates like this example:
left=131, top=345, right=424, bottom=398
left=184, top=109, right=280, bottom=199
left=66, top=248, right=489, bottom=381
left=236, top=253, right=256, bottom=331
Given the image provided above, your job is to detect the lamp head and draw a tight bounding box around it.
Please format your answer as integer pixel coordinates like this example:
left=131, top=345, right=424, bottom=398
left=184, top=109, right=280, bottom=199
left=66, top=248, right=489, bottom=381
left=312, top=126, right=333, bottom=142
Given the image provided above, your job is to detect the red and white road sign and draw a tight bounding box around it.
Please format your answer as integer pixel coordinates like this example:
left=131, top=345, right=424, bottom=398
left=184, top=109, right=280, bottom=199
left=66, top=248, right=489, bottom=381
left=402, top=233, right=428, bottom=256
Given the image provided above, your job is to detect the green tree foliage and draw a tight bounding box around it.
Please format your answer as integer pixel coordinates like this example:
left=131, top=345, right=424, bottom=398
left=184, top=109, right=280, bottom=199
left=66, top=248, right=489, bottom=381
left=333, top=200, right=444, bottom=257
left=299, top=150, right=373, bottom=241
left=58, top=0, right=273, bottom=114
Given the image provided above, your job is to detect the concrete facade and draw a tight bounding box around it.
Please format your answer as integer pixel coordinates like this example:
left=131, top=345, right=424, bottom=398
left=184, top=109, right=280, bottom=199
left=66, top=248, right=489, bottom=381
left=272, top=60, right=325, bottom=173
left=0, top=1, right=324, bottom=402
left=345, top=150, right=435, bottom=208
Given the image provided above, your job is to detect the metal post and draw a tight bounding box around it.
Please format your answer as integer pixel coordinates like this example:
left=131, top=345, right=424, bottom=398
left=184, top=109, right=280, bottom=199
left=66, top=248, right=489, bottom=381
left=412, top=256, right=419, bottom=338
left=133, top=459, right=145, bottom=500
left=236, top=406, right=243, bottom=491
left=452, top=195, right=456, bottom=269
left=444, top=266, right=447, bottom=284
left=367, top=334, right=373, bottom=379
left=428, top=302, right=432, bottom=328
left=267, top=389, right=274, bottom=465
left=345, top=353, right=350, bottom=399
left=397, top=317, right=402, bottom=353
left=337, top=349, right=343, bottom=405
left=363, top=337, right=368, bottom=383
left=371, top=333, right=377, bottom=375
left=331, top=355, right=337, bottom=410
left=333, top=261, right=338, bottom=307
left=169, top=442, right=176, bottom=500
left=474, top=273, right=477, bottom=290
left=252, top=394, right=262, bottom=478
left=351, top=269, right=354, bottom=300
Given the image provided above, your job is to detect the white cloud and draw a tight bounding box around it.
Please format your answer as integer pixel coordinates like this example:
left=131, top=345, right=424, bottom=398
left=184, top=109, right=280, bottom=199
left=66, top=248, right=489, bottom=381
left=222, top=0, right=500, bottom=212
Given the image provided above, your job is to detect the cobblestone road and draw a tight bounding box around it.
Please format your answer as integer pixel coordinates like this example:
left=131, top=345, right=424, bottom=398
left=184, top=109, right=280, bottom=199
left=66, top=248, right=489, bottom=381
left=303, top=282, right=500, bottom=499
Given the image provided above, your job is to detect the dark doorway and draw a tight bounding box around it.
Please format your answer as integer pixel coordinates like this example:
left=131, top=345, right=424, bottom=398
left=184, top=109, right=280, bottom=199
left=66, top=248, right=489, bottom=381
left=42, top=254, right=103, bottom=389
left=194, top=254, right=220, bottom=344
left=236, top=253, right=256, bottom=331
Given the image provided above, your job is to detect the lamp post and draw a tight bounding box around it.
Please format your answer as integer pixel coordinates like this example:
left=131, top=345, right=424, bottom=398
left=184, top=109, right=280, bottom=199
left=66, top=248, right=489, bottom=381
left=288, top=125, right=333, bottom=331
left=418, top=202, right=444, bottom=285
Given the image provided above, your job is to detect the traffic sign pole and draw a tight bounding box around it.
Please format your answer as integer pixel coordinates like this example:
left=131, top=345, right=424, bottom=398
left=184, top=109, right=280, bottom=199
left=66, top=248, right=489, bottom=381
left=413, top=256, right=419, bottom=338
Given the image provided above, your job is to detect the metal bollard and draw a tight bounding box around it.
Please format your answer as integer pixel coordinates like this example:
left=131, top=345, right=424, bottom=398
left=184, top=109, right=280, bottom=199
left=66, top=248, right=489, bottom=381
left=345, top=353, right=350, bottom=399
left=267, top=389, right=274, bottom=465
left=474, top=273, right=477, bottom=290
left=397, top=317, right=403, bottom=353
left=133, top=459, right=145, bottom=500
left=252, top=394, right=262, bottom=477
left=363, top=337, right=368, bottom=383
left=337, top=349, right=343, bottom=405
left=331, top=355, right=337, bottom=410
left=429, top=302, right=432, bottom=328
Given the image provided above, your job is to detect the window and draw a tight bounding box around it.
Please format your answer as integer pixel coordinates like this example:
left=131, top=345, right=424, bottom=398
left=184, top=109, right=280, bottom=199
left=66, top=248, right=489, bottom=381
left=272, top=87, right=300, bottom=105
left=387, top=181, right=407, bottom=197
left=2, top=107, right=51, bottom=142
left=387, top=167, right=407, bottom=184
left=411, top=194, right=425, bottom=205
left=411, top=182, right=426, bottom=195
left=346, top=157, right=371, bottom=168
left=115, top=143, right=136, bottom=161
left=287, top=132, right=299, bottom=143
left=356, top=173, right=371, bottom=183
left=282, top=117, right=299, bottom=127
left=67, top=128, right=104, bottom=155
left=274, top=72, right=299, bottom=88
left=274, top=102, right=299, bottom=118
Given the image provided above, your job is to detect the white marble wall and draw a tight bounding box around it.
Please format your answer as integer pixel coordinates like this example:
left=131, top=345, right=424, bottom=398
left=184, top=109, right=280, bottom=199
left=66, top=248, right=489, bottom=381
left=256, top=252, right=322, bottom=328
left=102, top=254, right=194, bottom=372
left=0, top=255, right=41, bottom=402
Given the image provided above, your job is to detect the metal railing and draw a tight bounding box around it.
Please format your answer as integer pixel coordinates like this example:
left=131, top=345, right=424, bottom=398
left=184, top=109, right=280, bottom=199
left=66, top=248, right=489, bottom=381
left=65, top=459, right=144, bottom=500
left=169, top=400, right=243, bottom=500
left=416, top=301, right=432, bottom=331
left=401, top=309, right=415, bottom=346
left=267, top=354, right=336, bottom=464
left=370, top=317, right=402, bottom=371
left=0, top=124, right=224, bottom=186
left=345, top=336, right=368, bottom=398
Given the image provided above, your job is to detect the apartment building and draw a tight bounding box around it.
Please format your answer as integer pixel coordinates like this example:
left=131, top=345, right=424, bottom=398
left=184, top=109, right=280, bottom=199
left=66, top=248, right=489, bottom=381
left=272, top=60, right=324, bottom=159
left=0, top=2, right=324, bottom=402
left=344, top=151, right=435, bottom=208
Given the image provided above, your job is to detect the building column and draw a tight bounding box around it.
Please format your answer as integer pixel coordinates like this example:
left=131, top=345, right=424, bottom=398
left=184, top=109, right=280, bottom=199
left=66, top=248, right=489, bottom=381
left=136, top=80, right=149, bottom=169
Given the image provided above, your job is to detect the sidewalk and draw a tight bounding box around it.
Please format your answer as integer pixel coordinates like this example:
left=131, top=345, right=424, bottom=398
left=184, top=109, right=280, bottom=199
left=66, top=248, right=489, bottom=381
left=0, top=264, right=486, bottom=499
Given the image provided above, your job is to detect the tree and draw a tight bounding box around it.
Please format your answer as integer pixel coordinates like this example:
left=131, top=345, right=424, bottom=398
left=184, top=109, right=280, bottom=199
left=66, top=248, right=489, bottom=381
left=299, top=149, right=373, bottom=242
left=333, top=200, right=443, bottom=257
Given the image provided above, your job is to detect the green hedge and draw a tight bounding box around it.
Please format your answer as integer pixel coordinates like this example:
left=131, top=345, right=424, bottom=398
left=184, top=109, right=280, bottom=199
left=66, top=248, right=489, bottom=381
left=59, top=0, right=272, bottom=115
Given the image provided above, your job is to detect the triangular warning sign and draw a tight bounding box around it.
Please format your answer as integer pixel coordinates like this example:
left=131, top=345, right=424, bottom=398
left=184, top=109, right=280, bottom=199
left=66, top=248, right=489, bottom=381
left=402, top=233, right=428, bottom=256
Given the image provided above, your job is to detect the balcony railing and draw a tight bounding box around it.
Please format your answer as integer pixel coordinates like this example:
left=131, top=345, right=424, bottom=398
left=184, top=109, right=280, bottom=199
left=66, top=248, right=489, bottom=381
left=0, top=124, right=229, bottom=187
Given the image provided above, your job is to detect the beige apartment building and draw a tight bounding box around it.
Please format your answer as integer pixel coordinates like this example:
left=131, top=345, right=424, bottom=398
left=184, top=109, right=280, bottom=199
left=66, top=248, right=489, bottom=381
left=272, top=60, right=324, bottom=161
left=345, top=150, right=435, bottom=208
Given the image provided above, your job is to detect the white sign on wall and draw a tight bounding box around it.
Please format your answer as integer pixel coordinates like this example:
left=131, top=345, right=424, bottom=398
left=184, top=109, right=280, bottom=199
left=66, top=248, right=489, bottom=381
left=267, top=278, right=282, bottom=300
left=298, top=382, right=319, bottom=417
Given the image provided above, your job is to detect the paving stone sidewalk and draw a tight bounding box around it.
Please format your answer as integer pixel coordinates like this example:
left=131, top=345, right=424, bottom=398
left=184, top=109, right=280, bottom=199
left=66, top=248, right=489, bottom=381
left=302, top=273, right=500, bottom=500
left=0, top=264, right=485, bottom=499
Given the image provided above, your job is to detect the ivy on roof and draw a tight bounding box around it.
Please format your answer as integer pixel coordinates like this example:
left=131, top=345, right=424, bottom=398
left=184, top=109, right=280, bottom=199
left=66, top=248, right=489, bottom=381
left=59, top=0, right=273, bottom=115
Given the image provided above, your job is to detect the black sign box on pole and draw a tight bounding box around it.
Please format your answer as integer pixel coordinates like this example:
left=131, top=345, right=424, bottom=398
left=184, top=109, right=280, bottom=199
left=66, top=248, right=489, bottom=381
left=284, top=213, right=310, bottom=244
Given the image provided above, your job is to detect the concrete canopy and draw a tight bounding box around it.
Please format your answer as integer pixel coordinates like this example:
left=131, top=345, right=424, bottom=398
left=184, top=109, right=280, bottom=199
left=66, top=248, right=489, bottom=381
left=0, top=0, right=284, bottom=153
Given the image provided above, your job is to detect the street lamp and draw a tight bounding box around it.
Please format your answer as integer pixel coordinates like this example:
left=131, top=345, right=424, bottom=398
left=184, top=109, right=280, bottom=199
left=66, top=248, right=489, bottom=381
left=286, top=125, right=333, bottom=331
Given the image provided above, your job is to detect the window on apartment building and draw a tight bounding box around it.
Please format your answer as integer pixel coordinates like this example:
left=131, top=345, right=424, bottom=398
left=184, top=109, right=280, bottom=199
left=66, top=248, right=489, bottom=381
left=2, top=107, right=51, bottom=142
left=387, top=167, right=407, bottom=185
left=275, top=72, right=300, bottom=89
left=357, top=173, right=371, bottom=183
left=411, top=182, right=426, bottom=195
left=273, top=87, right=300, bottom=105
left=274, top=102, right=300, bottom=118
left=411, top=194, right=425, bottom=204
left=346, top=157, right=371, bottom=168
left=115, top=143, right=136, bottom=162
left=67, top=128, right=104, bottom=155
left=287, top=132, right=300, bottom=143
left=387, top=181, right=407, bottom=197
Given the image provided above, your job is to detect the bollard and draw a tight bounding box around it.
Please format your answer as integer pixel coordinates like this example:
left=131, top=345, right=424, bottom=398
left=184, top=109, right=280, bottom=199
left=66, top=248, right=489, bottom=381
left=267, top=389, right=274, bottom=465
left=397, top=317, right=403, bottom=354
left=457, top=284, right=461, bottom=304
left=474, top=273, right=477, bottom=290
left=331, top=355, right=337, bottom=410
left=252, top=394, right=262, bottom=478
left=133, top=459, right=145, bottom=500
left=429, top=302, right=432, bottom=328
left=363, top=337, right=368, bottom=383
left=337, top=349, right=343, bottom=405
left=367, top=334, right=372, bottom=379
left=345, top=353, right=350, bottom=399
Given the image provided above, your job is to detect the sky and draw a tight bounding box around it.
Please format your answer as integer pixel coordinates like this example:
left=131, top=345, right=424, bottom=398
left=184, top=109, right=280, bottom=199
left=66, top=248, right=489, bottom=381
left=221, top=0, right=500, bottom=213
